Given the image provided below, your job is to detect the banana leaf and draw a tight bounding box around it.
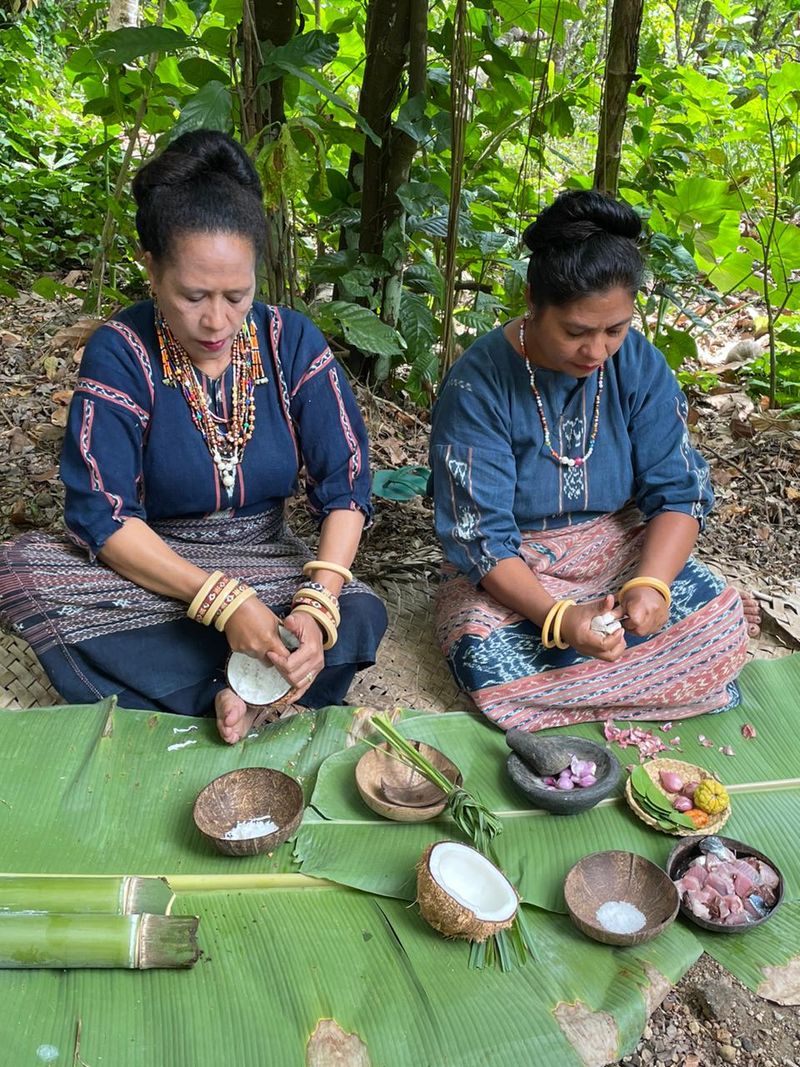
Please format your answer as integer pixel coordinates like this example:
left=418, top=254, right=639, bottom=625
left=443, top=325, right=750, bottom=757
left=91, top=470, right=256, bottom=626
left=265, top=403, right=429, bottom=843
left=0, top=885, right=701, bottom=1066
left=0, top=696, right=360, bottom=876
left=296, top=656, right=800, bottom=912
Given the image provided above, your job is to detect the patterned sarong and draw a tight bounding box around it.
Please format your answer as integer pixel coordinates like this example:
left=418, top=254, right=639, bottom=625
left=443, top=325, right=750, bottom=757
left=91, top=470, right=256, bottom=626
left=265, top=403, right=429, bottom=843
left=0, top=507, right=385, bottom=713
left=435, top=508, right=748, bottom=731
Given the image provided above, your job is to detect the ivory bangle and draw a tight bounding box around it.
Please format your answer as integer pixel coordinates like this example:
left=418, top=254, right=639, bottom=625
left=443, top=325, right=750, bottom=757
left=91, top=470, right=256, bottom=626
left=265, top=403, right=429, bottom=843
left=540, top=601, right=562, bottom=650
left=292, top=587, right=341, bottom=626
left=194, top=575, right=235, bottom=626
left=292, top=602, right=338, bottom=650
left=302, top=560, right=353, bottom=584
left=187, top=570, right=225, bottom=621
left=552, top=599, right=576, bottom=650
left=214, top=586, right=257, bottom=632
left=619, top=576, right=672, bottom=608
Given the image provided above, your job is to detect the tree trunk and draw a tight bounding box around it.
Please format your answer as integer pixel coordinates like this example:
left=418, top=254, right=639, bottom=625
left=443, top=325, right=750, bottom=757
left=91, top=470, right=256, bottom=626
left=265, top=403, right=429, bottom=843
left=592, top=0, right=644, bottom=196
left=107, top=0, right=139, bottom=30
left=380, top=0, right=427, bottom=328
left=689, top=0, right=713, bottom=54
left=349, top=0, right=412, bottom=259
left=244, top=0, right=297, bottom=305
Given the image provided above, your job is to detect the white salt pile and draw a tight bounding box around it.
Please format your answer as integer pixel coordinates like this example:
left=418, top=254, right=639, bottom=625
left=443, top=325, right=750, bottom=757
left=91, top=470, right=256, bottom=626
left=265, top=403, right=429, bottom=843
left=595, top=900, right=647, bottom=934
left=222, top=816, right=279, bottom=840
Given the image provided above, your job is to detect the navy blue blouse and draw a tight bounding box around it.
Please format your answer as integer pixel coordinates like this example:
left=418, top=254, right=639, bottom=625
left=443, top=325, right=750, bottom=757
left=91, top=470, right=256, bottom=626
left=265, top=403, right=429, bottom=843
left=429, top=326, right=713, bottom=585
left=62, top=301, right=372, bottom=556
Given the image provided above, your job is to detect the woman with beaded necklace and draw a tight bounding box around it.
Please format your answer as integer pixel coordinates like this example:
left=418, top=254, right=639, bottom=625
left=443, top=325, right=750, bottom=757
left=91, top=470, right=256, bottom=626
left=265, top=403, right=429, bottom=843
left=429, top=189, right=758, bottom=732
left=0, top=129, right=387, bottom=743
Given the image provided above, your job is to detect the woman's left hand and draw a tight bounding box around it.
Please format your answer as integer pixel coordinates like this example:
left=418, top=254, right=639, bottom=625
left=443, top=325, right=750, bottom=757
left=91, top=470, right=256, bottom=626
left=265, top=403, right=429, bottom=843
left=621, top=586, right=669, bottom=637
left=266, top=611, right=325, bottom=703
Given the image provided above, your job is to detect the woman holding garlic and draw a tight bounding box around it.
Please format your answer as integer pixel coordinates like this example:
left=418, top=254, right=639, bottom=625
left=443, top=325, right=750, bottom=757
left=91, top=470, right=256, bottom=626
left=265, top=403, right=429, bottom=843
left=429, top=190, right=756, bottom=732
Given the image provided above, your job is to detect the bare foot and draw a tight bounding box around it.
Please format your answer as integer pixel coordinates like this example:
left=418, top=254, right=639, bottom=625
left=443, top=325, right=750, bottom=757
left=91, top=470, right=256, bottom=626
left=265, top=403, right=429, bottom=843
left=738, top=589, right=762, bottom=638
left=215, top=687, right=259, bottom=744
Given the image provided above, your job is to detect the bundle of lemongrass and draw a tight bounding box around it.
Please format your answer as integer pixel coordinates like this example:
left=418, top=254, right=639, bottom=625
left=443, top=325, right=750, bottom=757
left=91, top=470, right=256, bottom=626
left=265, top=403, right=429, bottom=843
left=370, top=716, right=535, bottom=971
left=0, top=875, right=200, bottom=969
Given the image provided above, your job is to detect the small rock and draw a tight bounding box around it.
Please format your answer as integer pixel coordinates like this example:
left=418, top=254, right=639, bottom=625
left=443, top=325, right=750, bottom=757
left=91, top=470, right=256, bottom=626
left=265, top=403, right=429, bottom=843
left=688, top=1020, right=700, bottom=1036
left=717, top=1028, right=733, bottom=1043
left=694, top=980, right=742, bottom=1021
left=719, top=1046, right=737, bottom=1063
left=741, top=1039, right=754, bottom=1052
left=641, top=1050, right=654, bottom=1063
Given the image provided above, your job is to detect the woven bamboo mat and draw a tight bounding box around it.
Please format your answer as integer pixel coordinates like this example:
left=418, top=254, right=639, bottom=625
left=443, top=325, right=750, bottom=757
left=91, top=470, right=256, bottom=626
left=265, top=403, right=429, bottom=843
left=1, top=574, right=796, bottom=711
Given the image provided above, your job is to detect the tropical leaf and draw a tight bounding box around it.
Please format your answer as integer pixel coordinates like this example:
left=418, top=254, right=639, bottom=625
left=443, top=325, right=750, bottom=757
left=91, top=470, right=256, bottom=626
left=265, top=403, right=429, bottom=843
left=171, top=81, right=232, bottom=138
left=296, top=658, right=800, bottom=913
left=0, top=885, right=701, bottom=1066
left=313, top=301, right=406, bottom=357
left=90, top=26, right=194, bottom=65
left=177, top=56, right=230, bottom=88
left=653, top=325, right=698, bottom=370
left=0, top=698, right=357, bottom=877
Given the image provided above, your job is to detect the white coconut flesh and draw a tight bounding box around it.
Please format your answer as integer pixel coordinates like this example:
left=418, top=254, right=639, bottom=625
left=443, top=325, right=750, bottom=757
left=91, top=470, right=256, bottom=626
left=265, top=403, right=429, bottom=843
left=227, top=653, right=290, bottom=706
left=428, top=842, right=517, bottom=922
left=226, top=626, right=299, bottom=706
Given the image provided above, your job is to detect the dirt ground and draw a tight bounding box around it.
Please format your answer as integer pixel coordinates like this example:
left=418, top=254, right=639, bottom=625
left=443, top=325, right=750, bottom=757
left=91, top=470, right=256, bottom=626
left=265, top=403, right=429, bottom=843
left=1, top=290, right=799, bottom=1065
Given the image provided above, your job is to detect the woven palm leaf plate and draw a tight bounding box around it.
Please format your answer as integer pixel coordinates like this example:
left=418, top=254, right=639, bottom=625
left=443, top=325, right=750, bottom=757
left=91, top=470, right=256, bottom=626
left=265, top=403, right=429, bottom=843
left=624, top=757, right=731, bottom=837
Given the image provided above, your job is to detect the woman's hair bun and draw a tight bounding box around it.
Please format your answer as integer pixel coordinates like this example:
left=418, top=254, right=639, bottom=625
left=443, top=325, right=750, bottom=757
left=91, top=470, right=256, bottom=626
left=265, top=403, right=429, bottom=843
left=132, top=129, right=266, bottom=263
left=522, top=189, right=644, bottom=306
left=523, top=189, right=641, bottom=251
left=132, top=129, right=261, bottom=205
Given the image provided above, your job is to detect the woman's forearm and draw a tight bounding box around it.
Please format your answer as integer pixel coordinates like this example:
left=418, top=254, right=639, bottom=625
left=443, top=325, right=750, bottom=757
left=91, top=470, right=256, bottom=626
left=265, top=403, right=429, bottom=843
left=636, top=511, right=700, bottom=585
left=478, top=557, right=555, bottom=627
left=311, top=509, right=367, bottom=595
left=97, top=517, right=208, bottom=602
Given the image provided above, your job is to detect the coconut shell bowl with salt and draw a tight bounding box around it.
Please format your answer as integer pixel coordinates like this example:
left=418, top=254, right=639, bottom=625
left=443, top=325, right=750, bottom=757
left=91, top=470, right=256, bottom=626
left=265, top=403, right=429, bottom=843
left=193, top=767, right=304, bottom=857
left=564, top=850, right=679, bottom=946
left=505, top=732, right=621, bottom=815
left=355, top=741, right=462, bottom=822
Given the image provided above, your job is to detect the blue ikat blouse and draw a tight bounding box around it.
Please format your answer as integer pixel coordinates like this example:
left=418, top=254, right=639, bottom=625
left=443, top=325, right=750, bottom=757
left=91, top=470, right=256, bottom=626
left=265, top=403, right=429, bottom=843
left=429, top=326, right=713, bottom=585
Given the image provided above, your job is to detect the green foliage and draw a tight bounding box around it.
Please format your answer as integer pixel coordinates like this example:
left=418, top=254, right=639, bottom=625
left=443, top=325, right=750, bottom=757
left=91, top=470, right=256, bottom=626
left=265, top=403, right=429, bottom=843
left=0, top=0, right=797, bottom=411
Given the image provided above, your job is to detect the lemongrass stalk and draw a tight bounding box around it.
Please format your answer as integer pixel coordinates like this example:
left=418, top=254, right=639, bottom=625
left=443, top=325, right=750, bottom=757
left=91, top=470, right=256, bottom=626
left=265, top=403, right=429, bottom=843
left=372, top=716, right=534, bottom=971
left=0, top=876, right=174, bottom=916
left=0, top=913, right=199, bottom=969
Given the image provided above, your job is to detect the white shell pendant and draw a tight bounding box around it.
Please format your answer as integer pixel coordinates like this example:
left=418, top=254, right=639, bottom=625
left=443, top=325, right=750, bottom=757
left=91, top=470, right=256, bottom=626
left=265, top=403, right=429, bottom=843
left=213, top=450, right=238, bottom=501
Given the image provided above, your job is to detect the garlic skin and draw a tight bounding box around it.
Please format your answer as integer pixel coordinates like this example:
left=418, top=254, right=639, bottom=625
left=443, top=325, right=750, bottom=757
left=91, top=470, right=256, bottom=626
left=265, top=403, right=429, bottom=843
left=590, top=611, right=623, bottom=636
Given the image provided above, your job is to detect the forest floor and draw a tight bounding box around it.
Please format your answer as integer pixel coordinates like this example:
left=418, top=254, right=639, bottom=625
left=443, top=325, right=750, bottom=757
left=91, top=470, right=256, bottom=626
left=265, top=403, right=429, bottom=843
left=1, top=290, right=799, bottom=1066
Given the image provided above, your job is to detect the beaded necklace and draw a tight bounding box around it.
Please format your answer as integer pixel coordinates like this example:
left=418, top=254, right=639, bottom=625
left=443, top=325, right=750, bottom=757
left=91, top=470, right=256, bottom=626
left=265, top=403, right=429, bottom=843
left=519, top=313, right=604, bottom=469
left=156, top=310, right=263, bottom=500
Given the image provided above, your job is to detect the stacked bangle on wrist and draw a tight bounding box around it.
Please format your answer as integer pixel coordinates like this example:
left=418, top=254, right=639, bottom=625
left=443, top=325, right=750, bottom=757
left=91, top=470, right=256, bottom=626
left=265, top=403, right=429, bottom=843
left=302, top=560, right=353, bottom=585
left=187, top=571, right=257, bottom=631
left=619, top=576, right=672, bottom=608
left=541, top=598, right=576, bottom=650
left=291, top=594, right=338, bottom=649
left=293, top=581, right=341, bottom=626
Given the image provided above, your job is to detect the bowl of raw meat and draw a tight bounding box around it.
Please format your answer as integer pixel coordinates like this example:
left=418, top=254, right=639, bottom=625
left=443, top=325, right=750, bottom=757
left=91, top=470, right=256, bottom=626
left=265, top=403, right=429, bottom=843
left=667, top=834, right=784, bottom=932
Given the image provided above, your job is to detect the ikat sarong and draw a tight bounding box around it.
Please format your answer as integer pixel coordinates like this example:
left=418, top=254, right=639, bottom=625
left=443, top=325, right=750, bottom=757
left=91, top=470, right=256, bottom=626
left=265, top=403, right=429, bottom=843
left=435, top=508, right=748, bottom=731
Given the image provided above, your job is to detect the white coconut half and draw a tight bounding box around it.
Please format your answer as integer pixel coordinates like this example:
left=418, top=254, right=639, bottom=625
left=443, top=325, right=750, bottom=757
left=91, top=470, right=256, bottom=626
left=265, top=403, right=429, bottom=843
left=416, top=841, right=518, bottom=941
left=226, top=625, right=300, bottom=708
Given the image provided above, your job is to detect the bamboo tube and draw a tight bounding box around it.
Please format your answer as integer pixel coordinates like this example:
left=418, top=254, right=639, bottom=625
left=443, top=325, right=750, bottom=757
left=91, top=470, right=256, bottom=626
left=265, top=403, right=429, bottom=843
left=0, top=876, right=174, bottom=916
left=0, top=914, right=200, bottom=969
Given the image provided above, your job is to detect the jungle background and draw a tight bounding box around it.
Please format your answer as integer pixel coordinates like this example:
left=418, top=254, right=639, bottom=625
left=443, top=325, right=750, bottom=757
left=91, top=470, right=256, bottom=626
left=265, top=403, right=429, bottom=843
left=0, top=1, right=799, bottom=1062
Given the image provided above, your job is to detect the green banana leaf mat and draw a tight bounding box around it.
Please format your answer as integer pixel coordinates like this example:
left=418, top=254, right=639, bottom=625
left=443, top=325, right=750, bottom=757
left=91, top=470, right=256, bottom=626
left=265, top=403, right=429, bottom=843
left=0, top=656, right=797, bottom=1066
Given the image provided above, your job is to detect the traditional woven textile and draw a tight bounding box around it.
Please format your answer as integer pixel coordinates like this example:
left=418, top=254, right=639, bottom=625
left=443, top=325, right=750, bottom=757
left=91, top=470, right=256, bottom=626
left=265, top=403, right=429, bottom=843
left=0, top=508, right=374, bottom=655
left=435, top=508, right=749, bottom=731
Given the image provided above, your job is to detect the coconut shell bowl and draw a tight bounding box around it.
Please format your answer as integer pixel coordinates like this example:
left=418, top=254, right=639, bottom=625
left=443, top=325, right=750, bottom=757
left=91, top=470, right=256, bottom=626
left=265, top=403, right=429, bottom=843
left=505, top=732, right=621, bottom=815
left=666, top=835, right=784, bottom=933
left=193, top=767, right=304, bottom=857
left=355, top=741, right=462, bottom=822
left=564, top=850, right=680, bottom=946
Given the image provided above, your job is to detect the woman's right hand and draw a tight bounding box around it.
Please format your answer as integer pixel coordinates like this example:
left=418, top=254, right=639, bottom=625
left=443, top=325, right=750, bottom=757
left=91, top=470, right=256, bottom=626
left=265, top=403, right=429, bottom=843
left=222, top=596, right=289, bottom=666
left=558, top=595, right=627, bottom=662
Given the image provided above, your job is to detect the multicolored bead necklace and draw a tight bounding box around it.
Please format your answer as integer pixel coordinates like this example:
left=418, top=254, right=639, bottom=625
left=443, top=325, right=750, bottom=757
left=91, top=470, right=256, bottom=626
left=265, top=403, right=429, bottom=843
left=156, top=310, right=264, bottom=500
left=519, top=313, right=604, bottom=468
